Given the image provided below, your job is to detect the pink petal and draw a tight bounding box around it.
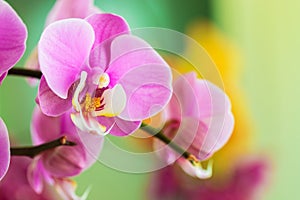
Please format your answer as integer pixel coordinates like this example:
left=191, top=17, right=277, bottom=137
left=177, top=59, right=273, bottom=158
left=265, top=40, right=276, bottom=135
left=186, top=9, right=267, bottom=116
left=61, top=113, right=104, bottom=169
left=167, top=73, right=200, bottom=120
left=86, top=13, right=129, bottom=50
left=0, top=118, right=10, bottom=181
left=195, top=79, right=232, bottom=118
left=173, top=74, right=234, bottom=160
left=31, top=108, right=104, bottom=176
left=0, top=1, right=27, bottom=78
left=198, top=112, right=234, bottom=160
left=96, top=116, right=141, bottom=136
left=0, top=157, right=48, bottom=199
left=107, top=35, right=172, bottom=121
left=37, top=76, right=72, bottom=117
left=27, top=157, right=48, bottom=194
left=31, top=106, right=62, bottom=145
left=76, top=129, right=104, bottom=168
left=46, top=0, right=100, bottom=26
left=41, top=146, right=85, bottom=177
left=39, top=19, right=95, bottom=99
left=170, top=73, right=231, bottom=119
left=160, top=73, right=234, bottom=161
left=87, top=14, right=129, bottom=70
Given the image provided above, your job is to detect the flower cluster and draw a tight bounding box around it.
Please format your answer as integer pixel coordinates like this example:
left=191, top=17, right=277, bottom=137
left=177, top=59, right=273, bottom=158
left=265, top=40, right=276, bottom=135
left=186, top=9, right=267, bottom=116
left=0, top=0, right=235, bottom=199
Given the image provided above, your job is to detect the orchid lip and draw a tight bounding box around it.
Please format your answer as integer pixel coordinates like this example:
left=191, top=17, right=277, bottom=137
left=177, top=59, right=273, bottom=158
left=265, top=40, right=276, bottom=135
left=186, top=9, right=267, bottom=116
left=71, top=71, right=126, bottom=135
left=181, top=155, right=214, bottom=179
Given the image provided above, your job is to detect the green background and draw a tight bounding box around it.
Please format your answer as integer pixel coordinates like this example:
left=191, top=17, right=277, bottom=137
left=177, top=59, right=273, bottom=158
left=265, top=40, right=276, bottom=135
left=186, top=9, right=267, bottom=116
left=1, top=0, right=299, bottom=199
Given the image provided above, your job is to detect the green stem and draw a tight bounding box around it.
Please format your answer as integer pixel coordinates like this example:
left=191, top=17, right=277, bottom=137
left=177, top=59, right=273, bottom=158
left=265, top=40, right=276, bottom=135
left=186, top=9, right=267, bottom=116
left=10, top=136, right=76, bottom=158
left=7, top=68, right=42, bottom=79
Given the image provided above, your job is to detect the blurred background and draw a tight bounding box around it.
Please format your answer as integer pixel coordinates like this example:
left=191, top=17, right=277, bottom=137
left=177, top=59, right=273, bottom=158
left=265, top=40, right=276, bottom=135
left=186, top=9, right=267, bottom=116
left=0, top=0, right=299, bottom=199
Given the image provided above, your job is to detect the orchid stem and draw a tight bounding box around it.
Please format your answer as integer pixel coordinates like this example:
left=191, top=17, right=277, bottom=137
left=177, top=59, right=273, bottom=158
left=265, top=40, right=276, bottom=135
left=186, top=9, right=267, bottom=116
left=140, top=122, right=199, bottom=165
left=7, top=68, right=42, bottom=79
left=10, top=136, right=76, bottom=158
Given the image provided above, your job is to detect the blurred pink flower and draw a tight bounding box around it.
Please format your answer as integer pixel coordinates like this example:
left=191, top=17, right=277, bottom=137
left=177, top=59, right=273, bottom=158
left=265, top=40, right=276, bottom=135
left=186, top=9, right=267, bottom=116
left=37, top=13, right=172, bottom=136
left=27, top=107, right=103, bottom=193
left=149, top=159, right=267, bottom=200
left=0, top=118, right=10, bottom=181
left=154, top=72, right=234, bottom=178
left=0, top=156, right=87, bottom=200
left=0, top=0, right=27, bottom=84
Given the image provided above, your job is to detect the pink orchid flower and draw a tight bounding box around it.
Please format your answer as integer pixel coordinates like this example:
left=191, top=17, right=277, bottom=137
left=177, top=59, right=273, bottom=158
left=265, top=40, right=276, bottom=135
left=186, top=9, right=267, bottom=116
left=0, top=118, right=10, bottom=181
left=0, top=0, right=27, bottom=84
left=27, top=107, right=103, bottom=193
left=0, top=157, right=88, bottom=200
left=37, top=13, right=172, bottom=136
left=154, top=72, right=234, bottom=178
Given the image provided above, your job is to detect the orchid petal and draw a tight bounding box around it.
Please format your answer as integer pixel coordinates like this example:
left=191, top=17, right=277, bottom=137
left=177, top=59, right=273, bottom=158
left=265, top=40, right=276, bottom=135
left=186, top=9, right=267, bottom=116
left=31, top=106, right=62, bottom=145
left=46, top=0, right=100, bottom=26
left=0, top=1, right=27, bottom=79
left=170, top=72, right=231, bottom=119
left=107, top=35, right=172, bottom=121
left=167, top=72, right=200, bottom=120
left=199, top=112, right=235, bottom=160
left=37, top=76, right=72, bottom=117
left=39, top=19, right=95, bottom=99
left=86, top=13, right=129, bottom=50
left=42, top=146, right=85, bottom=177
left=87, top=13, right=129, bottom=70
left=0, top=118, right=10, bottom=181
left=0, top=157, right=57, bottom=199
left=96, top=116, right=141, bottom=136
left=54, top=179, right=91, bottom=200
left=178, top=159, right=213, bottom=179
left=31, top=108, right=103, bottom=177
left=76, top=128, right=104, bottom=168
left=27, top=157, right=48, bottom=194
left=61, top=113, right=104, bottom=168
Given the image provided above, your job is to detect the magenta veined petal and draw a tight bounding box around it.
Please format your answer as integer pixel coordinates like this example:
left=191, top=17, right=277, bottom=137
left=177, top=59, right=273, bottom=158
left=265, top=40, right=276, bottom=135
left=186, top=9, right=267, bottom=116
left=107, top=35, right=172, bottom=121
left=0, top=0, right=27, bottom=81
left=39, top=18, right=95, bottom=99
left=0, top=118, right=10, bottom=181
